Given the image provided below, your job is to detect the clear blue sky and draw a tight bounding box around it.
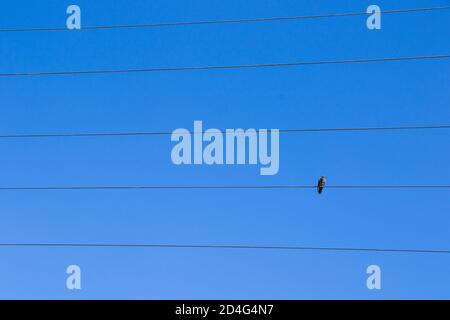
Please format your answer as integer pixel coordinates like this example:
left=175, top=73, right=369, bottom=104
left=0, top=0, right=449, bottom=299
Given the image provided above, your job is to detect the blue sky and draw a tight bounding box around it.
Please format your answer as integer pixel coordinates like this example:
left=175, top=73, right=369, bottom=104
left=0, top=0, right=449, bottom=299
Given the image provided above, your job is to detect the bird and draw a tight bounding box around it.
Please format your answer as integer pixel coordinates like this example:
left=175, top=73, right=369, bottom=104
left=317, top=176, right=326, bottom=194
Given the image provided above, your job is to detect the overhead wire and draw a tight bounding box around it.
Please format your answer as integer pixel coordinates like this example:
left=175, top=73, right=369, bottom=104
left=0, top=185, right=448, bottom=191
left=0, top=243, right=449, bottom=255
left=0, top=125, right=449, bottom=139
left=0, top=6, right=449, bottom=33
left=1, top=55, right=449, bottom=77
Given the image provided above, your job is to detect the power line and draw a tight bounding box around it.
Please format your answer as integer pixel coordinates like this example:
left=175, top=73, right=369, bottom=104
left=0, top=243, right=449, bottom=254
left=0, top=125, right=449, bottom=139
left=0, top=185, right=449, bottom=191
left=1, top=55, right=449, bottom=77
left=1, top=6, right=449, bottom=33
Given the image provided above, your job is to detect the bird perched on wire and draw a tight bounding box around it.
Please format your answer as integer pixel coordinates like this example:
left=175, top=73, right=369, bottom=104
left=317, top=176, right=326, bottom=194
